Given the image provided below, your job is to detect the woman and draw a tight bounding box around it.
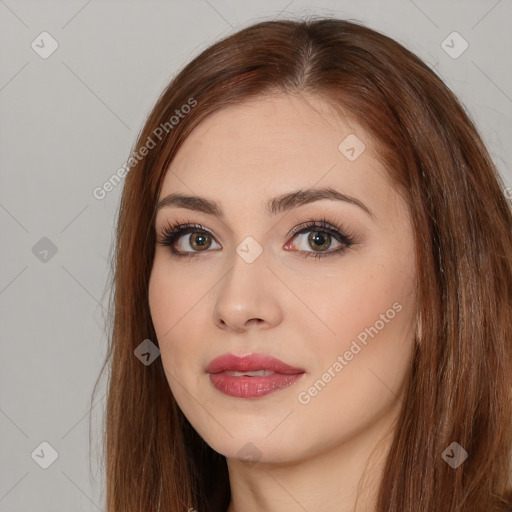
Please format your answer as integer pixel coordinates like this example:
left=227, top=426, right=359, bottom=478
left=93, top=17, right=512, bottom=511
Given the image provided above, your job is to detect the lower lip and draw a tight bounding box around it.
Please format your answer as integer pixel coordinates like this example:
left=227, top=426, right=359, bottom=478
left=208, top=372, right=305, bottom=398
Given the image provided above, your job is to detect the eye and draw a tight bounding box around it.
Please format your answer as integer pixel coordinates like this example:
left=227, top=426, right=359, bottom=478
left=285, top=218, right=356, bottom=259
left=157, top=217, right=356, bottom=260
left=158, top=222, right=220, bottom=258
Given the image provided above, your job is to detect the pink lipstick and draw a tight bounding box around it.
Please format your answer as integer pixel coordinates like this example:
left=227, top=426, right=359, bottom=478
left=206, top=353, right=305, bottom=399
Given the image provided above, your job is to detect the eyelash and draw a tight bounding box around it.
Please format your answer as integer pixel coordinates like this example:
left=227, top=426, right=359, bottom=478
left=157, top=217, right=357, bottom=260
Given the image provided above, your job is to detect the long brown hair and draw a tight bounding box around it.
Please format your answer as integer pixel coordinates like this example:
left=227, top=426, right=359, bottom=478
left=91, top=17, right=512, bottom=511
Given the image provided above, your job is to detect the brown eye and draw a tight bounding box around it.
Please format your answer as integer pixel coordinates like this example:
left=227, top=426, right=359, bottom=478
left=158, top=223, right=221, bottom=257
left=159, top=219, right=356, bottom=260
left=187, top=232, right=212, bottom=251
left=285, top=219, right=356, bottom=260
left=291, top=229, right=343, bottom=254
left=307, top=231, right=332, bottom=251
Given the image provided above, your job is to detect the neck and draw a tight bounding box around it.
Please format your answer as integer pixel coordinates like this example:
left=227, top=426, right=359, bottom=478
left=225, top=406, right=398, bottom=512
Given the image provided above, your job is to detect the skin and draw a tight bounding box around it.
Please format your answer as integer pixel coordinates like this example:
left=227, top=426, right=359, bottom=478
left=148, top=92, right=417, bottom=512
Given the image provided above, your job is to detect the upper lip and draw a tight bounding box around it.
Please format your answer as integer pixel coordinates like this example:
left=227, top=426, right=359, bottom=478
left=206, top=353, right=305, bottom=375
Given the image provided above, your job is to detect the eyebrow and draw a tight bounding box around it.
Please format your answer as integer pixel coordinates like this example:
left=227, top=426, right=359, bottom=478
left=155, top=186, right=374, bottom=219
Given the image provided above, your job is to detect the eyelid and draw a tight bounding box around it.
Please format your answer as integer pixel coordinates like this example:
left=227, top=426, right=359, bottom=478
left=157, top=216, right=358, bottom=260
left=159, top=222, right=219, bottom=247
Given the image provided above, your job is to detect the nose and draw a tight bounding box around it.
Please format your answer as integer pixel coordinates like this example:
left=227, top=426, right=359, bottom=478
left=212, top=250, right=284, bottom=333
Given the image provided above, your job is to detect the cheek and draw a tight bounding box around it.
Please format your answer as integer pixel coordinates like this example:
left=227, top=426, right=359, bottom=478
left=148, top=267, right=172, bottom=342
left=148, top=264, right=191, bottom=386
left=148, top=259, right=200, bottom=339
left=148, top=259, right=208, bottom=382
left=298, top=253, right=415, bottom=358
left=295, top=237, right=416, bottom=404
left=292, top=282, right=415, bottom=451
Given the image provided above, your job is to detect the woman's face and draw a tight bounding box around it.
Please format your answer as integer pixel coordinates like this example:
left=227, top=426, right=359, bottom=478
left=148, top=93, right=417, bottom=465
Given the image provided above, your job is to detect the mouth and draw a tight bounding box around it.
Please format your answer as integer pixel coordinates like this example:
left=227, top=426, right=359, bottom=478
left=206, top=353, right=305, bottom=375
left=222, top=369, right=279, bottom=377
left=206, top=353, right=305, bottom=399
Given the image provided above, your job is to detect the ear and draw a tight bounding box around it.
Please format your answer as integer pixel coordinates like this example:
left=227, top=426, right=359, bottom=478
left=416, top=313, right=423, bottom=346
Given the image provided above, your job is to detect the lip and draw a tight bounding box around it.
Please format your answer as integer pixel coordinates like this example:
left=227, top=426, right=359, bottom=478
left=206, top=353, right=306, bottom=399
left=206, top=353, right=305, bottom=375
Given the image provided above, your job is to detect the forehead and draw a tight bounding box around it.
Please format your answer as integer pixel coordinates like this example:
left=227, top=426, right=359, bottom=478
left=159, top=93, right=395, bottom=215
left=172, top=93, right=370, bottom=169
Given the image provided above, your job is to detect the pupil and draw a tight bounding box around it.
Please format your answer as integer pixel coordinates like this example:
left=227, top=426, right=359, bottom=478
left=191, top=233, right=209, bottom=249
left=310, top=231, right=330, bottom=251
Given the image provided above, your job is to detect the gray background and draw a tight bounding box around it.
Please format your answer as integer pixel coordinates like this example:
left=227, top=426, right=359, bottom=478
left=0, top=0, right=511, bottom=510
